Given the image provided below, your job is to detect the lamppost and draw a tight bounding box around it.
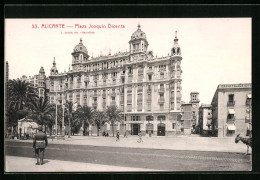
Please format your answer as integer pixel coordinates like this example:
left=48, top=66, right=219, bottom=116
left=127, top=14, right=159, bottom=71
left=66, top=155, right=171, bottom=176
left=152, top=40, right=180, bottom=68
left=55, top=92, right=58, bottom=138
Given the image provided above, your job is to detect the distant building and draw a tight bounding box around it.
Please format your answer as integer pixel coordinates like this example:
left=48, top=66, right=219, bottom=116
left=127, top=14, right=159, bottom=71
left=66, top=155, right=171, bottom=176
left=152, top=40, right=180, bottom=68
left=198, top=104, right=212, bottom=135
left=189, top=92, right=200, bottom=129
left=211, top=83, right=251, bottom=137
left=20, top=67, right=49, bottom=98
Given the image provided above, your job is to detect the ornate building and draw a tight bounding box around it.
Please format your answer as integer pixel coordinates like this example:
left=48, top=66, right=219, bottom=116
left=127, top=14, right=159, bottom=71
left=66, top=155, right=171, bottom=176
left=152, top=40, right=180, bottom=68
left=48, top=25, right=183, bottom=136
left=20, top=67, right=49, bottom=98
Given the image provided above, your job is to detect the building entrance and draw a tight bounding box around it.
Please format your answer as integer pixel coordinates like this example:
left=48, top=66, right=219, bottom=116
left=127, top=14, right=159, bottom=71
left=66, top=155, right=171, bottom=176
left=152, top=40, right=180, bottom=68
left=132, top=124, right=139, bottom=135
left=157, top=123, right=165, bottom=136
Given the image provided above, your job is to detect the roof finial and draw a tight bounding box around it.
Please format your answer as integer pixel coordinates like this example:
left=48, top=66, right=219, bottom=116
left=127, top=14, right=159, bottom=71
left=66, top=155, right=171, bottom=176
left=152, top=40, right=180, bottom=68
left=109, top=49, right=111, bottom=55
left=138, top=23, right=141, bottom=29
left=53, top=57, right=56, bottom=65
left=175, top=31, right=177, bottom=38
left=80, top=38, right=82, bottom=43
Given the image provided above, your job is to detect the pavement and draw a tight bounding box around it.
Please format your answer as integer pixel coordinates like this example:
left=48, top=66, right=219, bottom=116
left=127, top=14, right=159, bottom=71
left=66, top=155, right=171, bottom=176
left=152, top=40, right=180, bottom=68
left=8, top=134, right=250, bottom=154
left=5, top=156, right=160, bottom=172
left=5, top=135, right=251, bottom=172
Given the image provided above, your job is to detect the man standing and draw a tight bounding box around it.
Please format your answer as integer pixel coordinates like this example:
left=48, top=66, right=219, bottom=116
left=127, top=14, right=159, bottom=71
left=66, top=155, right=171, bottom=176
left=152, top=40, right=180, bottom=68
left=33, top=125, right=48, bottom=165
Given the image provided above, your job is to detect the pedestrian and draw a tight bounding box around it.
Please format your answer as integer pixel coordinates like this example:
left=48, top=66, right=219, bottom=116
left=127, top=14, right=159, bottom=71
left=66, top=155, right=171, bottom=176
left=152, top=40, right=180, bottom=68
left=149, top=130, right=152, bottom=137
left=137, top=131, right=143, bottom=143
left=116, top=131, right=120, bottom=141
left=33, top=125, right=48, bottom=165
left=124, top=131, right=127, bottom=138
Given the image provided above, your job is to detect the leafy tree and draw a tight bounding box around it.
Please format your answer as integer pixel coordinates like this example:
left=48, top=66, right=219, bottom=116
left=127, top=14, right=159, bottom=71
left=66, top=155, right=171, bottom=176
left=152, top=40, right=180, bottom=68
left=63, top=100, right=78, bottom=137
left=26, top=96, right=56, bottom=134
left=74, top=105, right=93, bottom=136
left=106, top=105, right=122, bottom=137
left=92, top=110, right=108, bottom=136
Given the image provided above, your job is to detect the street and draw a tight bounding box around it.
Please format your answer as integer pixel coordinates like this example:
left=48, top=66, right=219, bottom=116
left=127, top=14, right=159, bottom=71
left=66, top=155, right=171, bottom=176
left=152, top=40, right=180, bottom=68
left=5, top=140, right=251, bottom=171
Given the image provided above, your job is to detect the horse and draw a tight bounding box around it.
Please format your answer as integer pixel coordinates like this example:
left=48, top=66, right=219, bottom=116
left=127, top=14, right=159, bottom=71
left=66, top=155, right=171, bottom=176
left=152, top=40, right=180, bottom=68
left=235, top=134, right=252, bottom=155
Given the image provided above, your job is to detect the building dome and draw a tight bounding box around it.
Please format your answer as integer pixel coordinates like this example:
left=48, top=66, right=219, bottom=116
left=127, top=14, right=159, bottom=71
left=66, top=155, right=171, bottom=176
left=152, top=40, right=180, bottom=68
left=39, top=66, right=45, bottom=73
left=73, top=38, right=88, bottom=54
left=131, top=24, right=147, bottom=40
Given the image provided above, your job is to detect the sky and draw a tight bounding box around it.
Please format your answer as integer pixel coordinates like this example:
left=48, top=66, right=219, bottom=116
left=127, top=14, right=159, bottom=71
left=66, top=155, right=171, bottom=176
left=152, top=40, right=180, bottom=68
left=5, top=18, right=251, bottom=104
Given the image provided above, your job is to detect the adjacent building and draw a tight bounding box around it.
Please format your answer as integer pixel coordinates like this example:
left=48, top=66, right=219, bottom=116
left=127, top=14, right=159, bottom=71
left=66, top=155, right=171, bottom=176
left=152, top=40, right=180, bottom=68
left=48, top=25, right=183, bottom=136
left=20, top=67, right=49, bottom=98
left=198, top=104, right=212, bottom=135
left=211, top=83, right=252, bottom=137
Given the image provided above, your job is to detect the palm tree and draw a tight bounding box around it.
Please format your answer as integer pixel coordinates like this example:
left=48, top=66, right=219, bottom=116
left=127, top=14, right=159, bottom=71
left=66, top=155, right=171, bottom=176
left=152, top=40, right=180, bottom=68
left=106, top=105, right=122, bottom=137
left=75, top=105, right=93, bottom=136
left=27, top=96, right=56, bottom=134
left=63, top=100, right=78, bottom=138
left=92, top=110, right=108, bottom=136
left=8, top=79, right=38, bottom=111
left=7, top=79, right=38, bottom=135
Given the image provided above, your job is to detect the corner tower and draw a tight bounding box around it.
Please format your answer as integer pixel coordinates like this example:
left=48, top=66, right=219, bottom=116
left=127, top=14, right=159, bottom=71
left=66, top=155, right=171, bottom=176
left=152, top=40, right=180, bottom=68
left=129, top=24, right=149, bottom=61
left=169, top=31, right=183, bottom=112
left=71, top=38, right=89, bottom=71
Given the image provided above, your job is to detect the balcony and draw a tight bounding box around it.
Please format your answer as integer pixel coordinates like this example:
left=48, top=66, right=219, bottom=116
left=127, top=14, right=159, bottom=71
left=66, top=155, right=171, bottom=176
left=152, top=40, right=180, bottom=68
left=102, top=93, right=106, bottom=98
left=147, top=68, right=153, bottom=74
left=147, top=89, right=151, bottom=93
left=170, top=97, right=175, bottom=101
left=102, top=102, right=106, bottom=106
left=147, top=99, right=152, bottom=103
left=111, top=101, right=116, bottom=106
left=227, top=117, right=236, bottom=124
left=127, top=100, right=132, bottom=103
left=93, top=93, right=98, bottom=97
left=84, top=77, right=89, bottom=82
left=138, top=70, right=144, bottom=74
left=227, top=101, right=235, bottom=106
left=120, top=100, right=124, bottom=104
left=137, top=88, right=143, bottom=92
left=245, top=115, right=250, bottom=123
left=137, top=99, right=143, bottom=103
left=92, top=102, right=97, bottom=107
left=158, top=98, right=165, bottom=103
left=127, top=89, right=132, bottom=93
left=158, top=88, right=165, bottom=93
left=110, top=92, right=116, bottom=97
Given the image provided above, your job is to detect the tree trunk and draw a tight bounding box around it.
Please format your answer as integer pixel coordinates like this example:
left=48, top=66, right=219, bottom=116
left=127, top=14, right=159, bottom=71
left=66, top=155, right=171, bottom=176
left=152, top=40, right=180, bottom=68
left=97, top=125, right=99, bottom=136
left=68, top=117, right=71, bottom=138
left=49, top=125, right=52, bottom=136
left=112, top=122, right=114, bottom=137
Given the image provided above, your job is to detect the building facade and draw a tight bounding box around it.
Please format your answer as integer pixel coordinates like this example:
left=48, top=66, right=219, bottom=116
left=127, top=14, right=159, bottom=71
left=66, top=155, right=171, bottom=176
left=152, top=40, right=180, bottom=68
left=198, top=104, right=212, bottom=135
left=20, top=67, right=49, bottom=98
left=48, top=25, right=183, bottom=136
left=211, top=83, right=252, bottom=137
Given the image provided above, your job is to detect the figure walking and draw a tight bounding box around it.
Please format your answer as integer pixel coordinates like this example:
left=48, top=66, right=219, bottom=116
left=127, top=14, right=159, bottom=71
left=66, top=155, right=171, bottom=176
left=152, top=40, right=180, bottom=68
left=116, top=131, right=120, bottom=141
left=137, top=131, right=143, bottom=143
left=33, top=125, right=48, bottom=165
left=124, top=131, right=127, bottom=138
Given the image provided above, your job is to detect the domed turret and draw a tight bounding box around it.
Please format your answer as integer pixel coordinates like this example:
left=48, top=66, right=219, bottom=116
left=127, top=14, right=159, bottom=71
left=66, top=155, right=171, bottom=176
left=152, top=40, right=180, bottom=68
left=39, top=66, right=45, bottom=75
left=50, top=57, right=58, bottom=75
left=130, top=24, right=147, bottom=40
left=171, top=31, right=181, bottom=56
left=73, top=38, right=88, bottom=54
left=129, top=24, right=149, bottom=54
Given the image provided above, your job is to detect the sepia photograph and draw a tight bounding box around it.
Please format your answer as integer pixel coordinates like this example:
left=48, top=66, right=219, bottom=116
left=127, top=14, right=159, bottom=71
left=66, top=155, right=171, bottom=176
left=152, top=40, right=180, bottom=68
left=4, top=18, right=252, bottom=172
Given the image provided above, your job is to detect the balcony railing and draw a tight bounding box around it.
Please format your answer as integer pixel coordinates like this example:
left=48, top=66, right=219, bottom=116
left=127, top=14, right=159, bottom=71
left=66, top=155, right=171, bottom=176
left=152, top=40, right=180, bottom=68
left=227, top=117, right=235, bottom=123
left=158, top=98, right=165, bottom=103
left=127, top=100, right=132, bottom=103
left=137, top=99, right=143, bottom=103
left=111, top=101, right=116, bottom=106
left=147, top=99, right=151, bottom=103
left=92, top=102, right=97, bottom=106
left=102, top=93, right=106, bottom=98
left=147, top=89, right=151, bottom=92
left=170, top=97, right=174, bottom=101
left=138, top=70, right=144, bottom=74
left=137, top=88, right=143, bottom=92
left=158, top=88, right=165, bottom=93
left=84, top=77, right=89, bottom=82
left=120, top=101, right=124, bottom=104
left=110, top=92, right=116, bottom=96
left=93, top=93, right=98, bottom=97
left=227, top=101, right=235, bottom=106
